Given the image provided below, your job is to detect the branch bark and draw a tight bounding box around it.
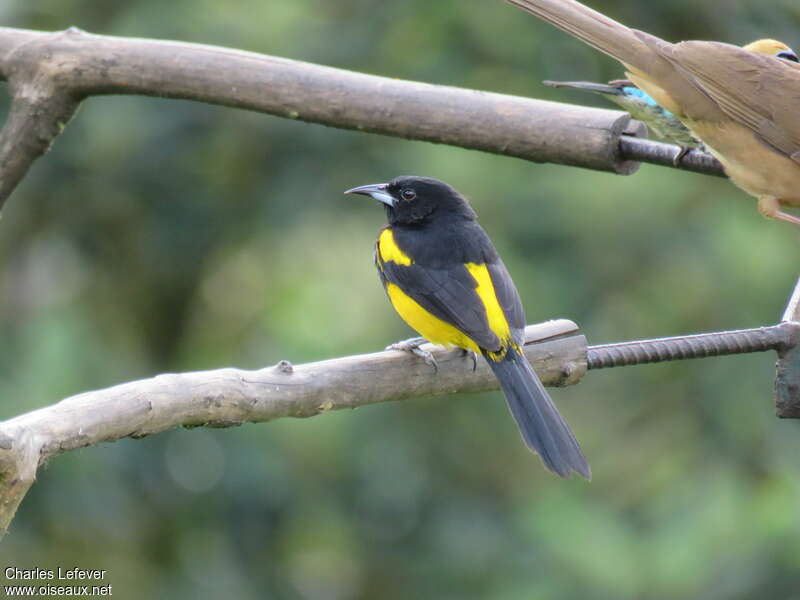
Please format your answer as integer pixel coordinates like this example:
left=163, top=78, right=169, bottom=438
left=0, top=26, right=728, bottom=210
left=0, top=319, right=586, bottom=536
left=0, top=84, right=78, bottom=204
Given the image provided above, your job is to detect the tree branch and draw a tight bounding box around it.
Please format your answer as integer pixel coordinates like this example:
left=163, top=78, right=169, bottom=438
left=0, top=26, right=728, bottom=210
left=0, top=83, right=78, bottom=204
left=0, top=319, right=586, bottom=536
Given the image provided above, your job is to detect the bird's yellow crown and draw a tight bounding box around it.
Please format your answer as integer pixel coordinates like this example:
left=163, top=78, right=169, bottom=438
left=743, top=39, right=792, bottom=55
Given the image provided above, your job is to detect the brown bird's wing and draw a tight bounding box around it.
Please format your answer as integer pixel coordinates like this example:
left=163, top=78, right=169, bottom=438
left=664, top=41, right=800, bottom=160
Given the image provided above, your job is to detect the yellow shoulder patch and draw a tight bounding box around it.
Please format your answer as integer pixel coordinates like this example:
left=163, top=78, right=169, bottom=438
left=378, top=228, right=413, bottom=266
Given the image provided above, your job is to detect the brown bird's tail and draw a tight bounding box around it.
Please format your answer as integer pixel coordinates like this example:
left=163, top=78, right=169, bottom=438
left=505, top=0, right=658, bottom=73
left=485, top=345, right=590, bottom=479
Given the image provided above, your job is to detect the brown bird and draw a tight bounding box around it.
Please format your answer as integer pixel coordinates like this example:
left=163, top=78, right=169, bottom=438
left=507, top=0, right=800, bottom=226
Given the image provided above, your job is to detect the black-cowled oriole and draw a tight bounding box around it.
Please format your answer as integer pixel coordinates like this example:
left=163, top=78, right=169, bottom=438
left=345, top=176, right=590, bottom=479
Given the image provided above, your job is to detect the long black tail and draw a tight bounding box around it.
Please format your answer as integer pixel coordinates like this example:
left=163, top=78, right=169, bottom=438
left=485, top=346, right=590, bottom=479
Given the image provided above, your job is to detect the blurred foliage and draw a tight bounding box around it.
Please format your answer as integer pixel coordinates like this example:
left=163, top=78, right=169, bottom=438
left=1, top=0, right=800, bottom=598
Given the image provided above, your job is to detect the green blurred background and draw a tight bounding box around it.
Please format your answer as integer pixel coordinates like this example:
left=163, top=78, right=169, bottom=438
left=1, top=0, right=800, bottom=597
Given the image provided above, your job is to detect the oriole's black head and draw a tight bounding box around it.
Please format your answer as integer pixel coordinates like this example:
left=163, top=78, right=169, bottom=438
left=345, top=176, right=477, bottom=226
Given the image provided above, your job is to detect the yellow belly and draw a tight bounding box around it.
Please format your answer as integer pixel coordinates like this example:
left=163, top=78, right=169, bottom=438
left=386, top=283, right=480, bottom=353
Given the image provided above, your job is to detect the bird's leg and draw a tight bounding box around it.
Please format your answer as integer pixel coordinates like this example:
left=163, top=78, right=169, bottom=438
left=757, top=196, right=800, bottom=226
left=461, top=349, right=478, bottom=372
left=672, top=145, right=691, bottom=167
left=386, top=337, right=438, bottom=372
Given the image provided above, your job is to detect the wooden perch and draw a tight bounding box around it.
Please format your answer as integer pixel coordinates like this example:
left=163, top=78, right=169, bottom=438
left=0, top=26, right=727, bottom=211
left=0, top=319, right=586, bottom=537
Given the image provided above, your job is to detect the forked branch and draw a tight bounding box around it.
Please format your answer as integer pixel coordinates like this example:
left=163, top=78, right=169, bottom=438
left=0, top=26, right=723, bottom=210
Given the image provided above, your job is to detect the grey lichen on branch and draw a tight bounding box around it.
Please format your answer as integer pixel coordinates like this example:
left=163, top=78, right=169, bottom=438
left=0, top=319, right=586, bottom=537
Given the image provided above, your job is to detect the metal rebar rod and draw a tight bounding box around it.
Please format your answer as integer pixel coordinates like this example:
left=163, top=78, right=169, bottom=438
left=619, top=135, right=726, bottom=178
left=783, top=277, right=800, bottom=322
left=587, top=323, right=799, bottom=370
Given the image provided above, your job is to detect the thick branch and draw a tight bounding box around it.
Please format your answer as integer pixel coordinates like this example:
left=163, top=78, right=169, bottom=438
left=0, top=319, right=586, bottom=536
left=0, top=26, right=733, bottom=209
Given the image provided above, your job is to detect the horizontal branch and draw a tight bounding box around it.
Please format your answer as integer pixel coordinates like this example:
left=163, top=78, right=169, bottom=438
left=2, top=303, right=797, bottom=535
left=0, top=26, right=730, bottom=210
left=0, top=319, right=586, bottom=536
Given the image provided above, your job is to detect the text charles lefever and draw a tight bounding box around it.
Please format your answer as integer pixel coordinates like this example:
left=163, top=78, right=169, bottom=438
left=5, top=567, right=107, bottom=580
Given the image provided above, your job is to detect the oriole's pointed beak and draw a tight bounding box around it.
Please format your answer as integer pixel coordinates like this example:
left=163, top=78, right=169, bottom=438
left=344, top=183, right=395, bottom=207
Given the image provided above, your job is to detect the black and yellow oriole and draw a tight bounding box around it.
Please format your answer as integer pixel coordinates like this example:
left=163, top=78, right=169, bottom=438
left=345, top=176, right=590, bottom=479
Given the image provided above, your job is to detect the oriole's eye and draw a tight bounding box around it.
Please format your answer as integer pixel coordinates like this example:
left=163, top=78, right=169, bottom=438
left=777, top=50, right=799, bottom=63
left=401, top=189, right=417, bottom=201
